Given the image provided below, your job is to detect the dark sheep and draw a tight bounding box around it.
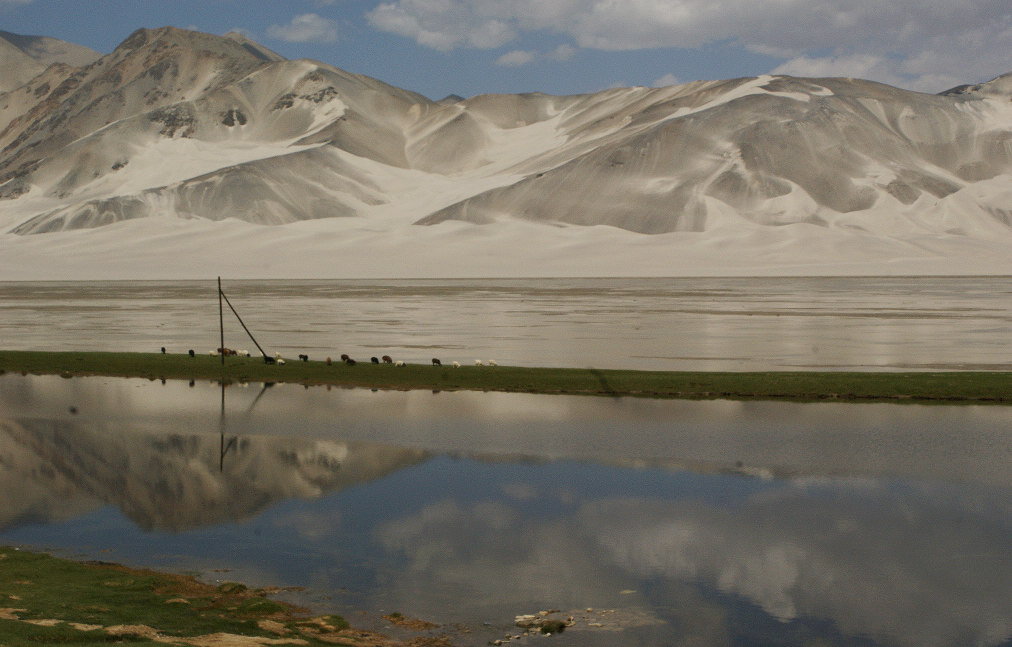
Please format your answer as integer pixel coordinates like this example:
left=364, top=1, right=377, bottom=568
left=326, top=356, right=332, bottom=365
left=371, top=356, right=379, bottom=364
left=345, top=358, right=357, bottom=366
left=188, top=349, right=195, bottom=357
left=299, top=354, right=309, bottom=362
left=161, top=347, right=166, bottom=354
left=432, top=358, right=441, bottom=366
left=340, top=354, right=350, bottom=361
left=382, top=355, right=393, bottom=364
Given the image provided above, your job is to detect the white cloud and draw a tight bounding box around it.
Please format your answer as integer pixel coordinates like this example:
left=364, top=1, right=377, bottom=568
left=771, top=13, right=1012, bottom=92
left=224, top=27, right=255, bottom=40
left=266, top=13, right=339, bottom=43
left=549, top=43, right=576, bottom=62
left=368, top=0, right=516, bottom=50
left=653, top=73, right=680, bottom=88
left=469, top=19, right=514, bottom=49
left=772, top=54, right=903, bottom=85
left=366, top=0, right=1012, bottom=91
left=493, top=44, right=577, bottom=68
left=496, top=49, right=536, bottom=66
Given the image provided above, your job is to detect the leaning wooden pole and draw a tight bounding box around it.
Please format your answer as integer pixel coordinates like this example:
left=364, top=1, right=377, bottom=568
left=219, top=285, right=270, bottom=360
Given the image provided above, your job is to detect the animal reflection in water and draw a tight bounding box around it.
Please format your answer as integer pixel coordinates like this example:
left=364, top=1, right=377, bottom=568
left=218, top=379, right=276, bottom=471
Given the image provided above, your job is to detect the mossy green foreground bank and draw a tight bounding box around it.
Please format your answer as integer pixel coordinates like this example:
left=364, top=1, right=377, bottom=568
left=0, top=547, right=414, bottom=647
left=1, top=350, right=1010, bottom=403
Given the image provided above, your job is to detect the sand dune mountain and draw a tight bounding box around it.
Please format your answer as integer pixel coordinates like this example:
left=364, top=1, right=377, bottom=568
left=0, top=29, right=101, bottom=94
left=0, top=27, right=1010, bottom=277
left=422, top=75, right=1012, bottom=234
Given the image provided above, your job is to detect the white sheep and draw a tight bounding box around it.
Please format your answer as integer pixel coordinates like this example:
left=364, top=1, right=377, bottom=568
left=452, top=361, right=460, bottom=368
left=209, top=350, right=219, bottom=357
left=395, top=360, right=405, bottom=367
left=488, top=360, right=498, bottom=366
left=277, top=358, right=286, bottom=365
left=237, top=349, right=250, bottom=357
left=475, top=359, right=483, bottom=366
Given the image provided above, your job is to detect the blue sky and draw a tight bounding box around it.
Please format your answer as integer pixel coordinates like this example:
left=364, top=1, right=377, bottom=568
left=1, top=0, right=1009, bottom=100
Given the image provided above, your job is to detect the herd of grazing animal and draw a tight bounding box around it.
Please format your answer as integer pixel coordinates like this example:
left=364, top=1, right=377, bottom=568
left=169, top=347, right=499, bottom=368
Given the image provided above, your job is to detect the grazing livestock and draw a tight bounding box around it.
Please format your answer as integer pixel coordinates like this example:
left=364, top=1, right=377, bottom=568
left=277, top=358, right=286, bottom=365
left=452, top=361, right=460, bottom=368
left=299, top=354, right=309, bottom=362
left=371, top=357, right=380, bottom=364
left=161, top=347, right=166, bottom=354
left=346, top=358, right=357, bottom=366
left=263, top=355, right=276, bottom=364
left=488, top=360, right=498, bottom=366
left=474, top=359, right=483, bottom=366
left=210, top=350, right=219, bottom=357
left=432, top=358, right=442, bottom=366
left=340, top=354, right=350, bottom=361
left=237, top=350, right=250, bottom=357
left=382, top=355, right=393, bottom=364
left=188, top=349, right=195, bottom=357
left=326, top=357, right=332, bottom=366
left=395, top=360, right=405, bottom=367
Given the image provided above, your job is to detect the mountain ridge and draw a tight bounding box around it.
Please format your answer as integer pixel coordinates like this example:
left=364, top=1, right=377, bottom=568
left=0, top=29, right=101, bottom=93
left=0, top=27, right=1010, bottom=277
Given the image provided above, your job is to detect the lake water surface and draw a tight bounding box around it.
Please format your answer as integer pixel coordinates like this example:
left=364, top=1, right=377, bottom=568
left=2, top=373, right=1011, bottom=646
left=2, top=277, right=1012, bottom=370
left=2, top=277, right=1012, bottom=645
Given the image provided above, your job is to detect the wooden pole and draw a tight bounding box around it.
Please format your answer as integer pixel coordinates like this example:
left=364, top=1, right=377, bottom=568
left=220, top=286, right=270, bottom=360
left=218, top=277, right=226, bottom=470
left=218, top=276, right=270, bottom=361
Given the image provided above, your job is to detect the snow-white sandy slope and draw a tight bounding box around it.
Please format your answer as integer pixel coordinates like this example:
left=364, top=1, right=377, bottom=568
left=3, top=205, right=1012, bottom=279
left=1, top=27, right=1010, bottom=279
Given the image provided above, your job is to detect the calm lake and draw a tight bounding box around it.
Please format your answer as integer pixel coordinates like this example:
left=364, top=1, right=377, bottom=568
left=1, top=277, right=1011, bottom=646
left=1, top=276, right=1012, bottom=370
left=2, top=373, right=1012, bottom=646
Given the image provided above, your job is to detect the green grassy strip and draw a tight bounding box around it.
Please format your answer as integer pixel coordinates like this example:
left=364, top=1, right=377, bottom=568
left=2, top=350, right=1010, bottom=403
left=0, top=547, right=353, bottom=646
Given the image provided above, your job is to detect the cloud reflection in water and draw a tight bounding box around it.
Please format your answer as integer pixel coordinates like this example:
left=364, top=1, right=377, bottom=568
left=1, top=374, right=1010, bottom=646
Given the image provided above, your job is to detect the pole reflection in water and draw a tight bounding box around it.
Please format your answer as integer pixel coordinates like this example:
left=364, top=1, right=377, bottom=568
left=219, top=381, right=275, bottom=471
left=0, top=373, right=1010, bottom=647
left=219, top=380, right=234, bottom=472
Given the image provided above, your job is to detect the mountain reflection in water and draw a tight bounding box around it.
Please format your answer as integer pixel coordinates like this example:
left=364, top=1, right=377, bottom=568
left=1, top=373, right=1010, bottom=647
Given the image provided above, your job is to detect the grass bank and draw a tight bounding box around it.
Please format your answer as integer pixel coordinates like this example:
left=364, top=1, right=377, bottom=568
left=0, top=546, right=414, bottom=646
left=1, top=350, right=1010, bottom=403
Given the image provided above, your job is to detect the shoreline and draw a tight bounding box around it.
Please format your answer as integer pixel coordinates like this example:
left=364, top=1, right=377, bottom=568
left=0, top=546, right=444, bottom=646
left=2, top=350, right=1010, bottom=404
